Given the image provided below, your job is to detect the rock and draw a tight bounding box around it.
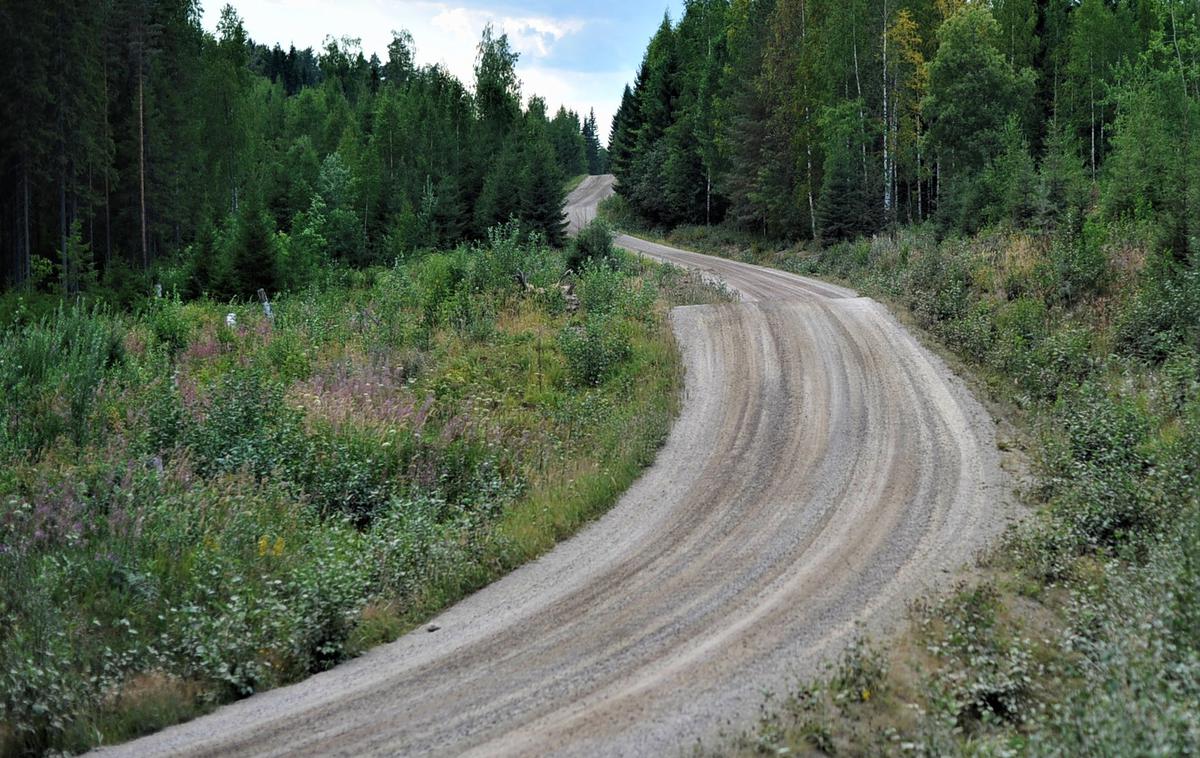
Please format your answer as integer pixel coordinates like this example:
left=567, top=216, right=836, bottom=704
left=427, top=624, right=440, bottom=633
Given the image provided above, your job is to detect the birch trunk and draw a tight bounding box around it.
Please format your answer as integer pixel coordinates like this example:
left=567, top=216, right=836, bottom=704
left=852, top=20, right=867, bottom=182
left=882, top=0, right=891, bottom=218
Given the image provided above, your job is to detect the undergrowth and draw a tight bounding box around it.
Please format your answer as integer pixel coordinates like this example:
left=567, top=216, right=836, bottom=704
left=0, top=222, right=730, bottom=756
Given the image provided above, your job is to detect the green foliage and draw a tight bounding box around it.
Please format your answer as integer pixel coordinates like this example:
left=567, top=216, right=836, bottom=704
left=0, top=304, right=125, bottom=456
left=558, top=314, right=632, bottom=386
left=817, top=102, right=876, bottom=242
left=519, top=132, right=568, bottom=247
left=0, top=226, right=685, bottom=754
left=61, top=221, right=98, bottom=295
left=568, top=220, right=617, bottom=271
left=1115, top=255, right=1200, bottom=362
left=921, top=584, right=1038, bottom=729
left=982, top=117, right=1038, bottom=228
left=925, top=6, right=1037, bottom=175
left=1036, top=119, right=1090, bottom=228
left=223, top=204, right=283, bottom=299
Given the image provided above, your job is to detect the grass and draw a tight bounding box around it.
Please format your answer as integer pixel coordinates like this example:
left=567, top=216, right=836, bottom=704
left=564, top=174, right=589, bottom=194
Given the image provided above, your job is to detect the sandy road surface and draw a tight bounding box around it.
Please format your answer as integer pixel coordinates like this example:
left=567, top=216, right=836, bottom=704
left=97, top=175, right=1009, bottom=757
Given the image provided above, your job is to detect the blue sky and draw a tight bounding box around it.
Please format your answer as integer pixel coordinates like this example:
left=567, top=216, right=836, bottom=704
left=201, top=1, right=685, bottom=142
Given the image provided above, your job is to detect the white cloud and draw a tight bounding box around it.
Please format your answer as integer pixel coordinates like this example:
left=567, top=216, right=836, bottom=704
left=521, top=65, right=628, bottom=141
left=430, top=7, right=584, bottom=58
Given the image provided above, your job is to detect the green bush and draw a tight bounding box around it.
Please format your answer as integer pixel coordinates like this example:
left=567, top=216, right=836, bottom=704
left=415, top=251, right=467, bottom=327
left=1049, top=220, right=1109, bottom=306
left=576, top=261, right=626, bottom=315
left=558, top=314, right=632, bottom=386
left=568, top=219, right=617, bottom=271
left=0, top=305, right=126, bottom=457
left=143, top=295, right=193, bottom=356
left=1115, top=257, right=1200, bottom=362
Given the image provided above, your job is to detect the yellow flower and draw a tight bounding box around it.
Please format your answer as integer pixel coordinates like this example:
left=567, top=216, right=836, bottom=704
left=861, top=689, right=872, bottom=702
left=273, top=536, right=285, bottom=557
left=257, top=536, right=269, bottom=557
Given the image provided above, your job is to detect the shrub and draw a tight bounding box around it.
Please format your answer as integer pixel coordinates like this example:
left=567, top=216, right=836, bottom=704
left=921, top=584, right=1038, bottom=730
left=568, top=219, right=617, bottom=271
left=415, top=251, right=467, bottom=327
left=1115, top=257, right=1200, bottom=362
left=143, top=295, right=193, bottom=356
left=558, top=314, right=632, bottom=386
left=576, top=261, right=626, bottom=315
left=1049, top=220, right=1109, bottom=306
left=0, top=305, right=126, bottom=457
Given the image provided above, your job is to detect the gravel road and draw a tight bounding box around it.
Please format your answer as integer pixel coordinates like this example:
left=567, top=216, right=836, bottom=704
left=96, top=175, right=1011, bottom=757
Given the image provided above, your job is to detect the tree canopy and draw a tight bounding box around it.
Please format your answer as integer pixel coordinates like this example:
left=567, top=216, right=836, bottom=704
left=0, top=7, right=601, bottom=296
left=609, top=0, right=1199, bottom=248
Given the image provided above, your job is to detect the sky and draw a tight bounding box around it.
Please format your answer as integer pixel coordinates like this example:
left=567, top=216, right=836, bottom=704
left=201, top=0, right=685, bottom=142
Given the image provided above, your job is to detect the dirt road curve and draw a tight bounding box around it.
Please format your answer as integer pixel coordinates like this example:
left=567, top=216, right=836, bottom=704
left=98, top=175, right=1009, bottom=758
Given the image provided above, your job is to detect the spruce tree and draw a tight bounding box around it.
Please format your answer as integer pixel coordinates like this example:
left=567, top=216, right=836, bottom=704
left=521, top=137, right=568, bottom=246
left=583, top=109, right=603, bottom=174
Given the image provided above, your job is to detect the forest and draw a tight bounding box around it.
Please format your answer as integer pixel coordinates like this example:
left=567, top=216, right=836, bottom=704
left=0, top=4, right=686, bottom=755
left=609, top=0, right=1198, bottom=250
left=0, top=1, right=608, bottom=301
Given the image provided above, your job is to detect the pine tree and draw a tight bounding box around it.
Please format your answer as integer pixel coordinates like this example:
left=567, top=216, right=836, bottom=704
left=224, top=201, right=280, bottom=297
left=608, top=83, right=641, bottom=185
left=1036, top=117, right=1088, bottom=227
left=817, top=102, right=876, bottom=241
left=521, top=136, right=568, bottom=246
left=549, top=106, right=587, bottom=178
left=582, top=109, right=603, bottom=174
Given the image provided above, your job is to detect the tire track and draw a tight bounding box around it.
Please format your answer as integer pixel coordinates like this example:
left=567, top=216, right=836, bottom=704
left=95, top=175, right=1010, bottom=758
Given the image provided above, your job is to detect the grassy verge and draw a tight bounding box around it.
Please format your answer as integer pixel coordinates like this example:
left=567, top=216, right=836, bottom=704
left=604, top=209, right=1200, bottom=755
left=0, top=224, right=730, bottom=756
left=564, top=174, right=589, bottom=195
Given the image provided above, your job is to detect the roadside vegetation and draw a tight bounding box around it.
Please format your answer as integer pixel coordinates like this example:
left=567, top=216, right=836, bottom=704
left=0, top=221, right=733, bottom=756
left=647, top=219, right=1200, bottom=755
left=609, top=0, right=1199, bottom=753
left=0, top=7, right=654, bottom=754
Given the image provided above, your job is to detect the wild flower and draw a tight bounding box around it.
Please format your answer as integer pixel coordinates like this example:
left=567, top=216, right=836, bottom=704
left=182, top=329, right=224, bottom=363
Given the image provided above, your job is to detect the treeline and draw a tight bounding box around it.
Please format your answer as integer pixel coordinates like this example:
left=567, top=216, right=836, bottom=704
left=610, top=0, right=1199, bottom=249
left=0, top=2, right=609, bottom=297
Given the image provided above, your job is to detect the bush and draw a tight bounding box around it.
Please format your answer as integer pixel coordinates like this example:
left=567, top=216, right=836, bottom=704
left=558, top=314, right=632, bottom=386
left=568, top=219, right=617, bottom=271
left=1049, top=219, right=1109, bottom=306
left=1115, top=257, right=1200, bottom=362
left=0, top=305, right=126, bottom=457
left=142, top=295, right=193, bottom=356
left=576, top=261, right=626, bottom=315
